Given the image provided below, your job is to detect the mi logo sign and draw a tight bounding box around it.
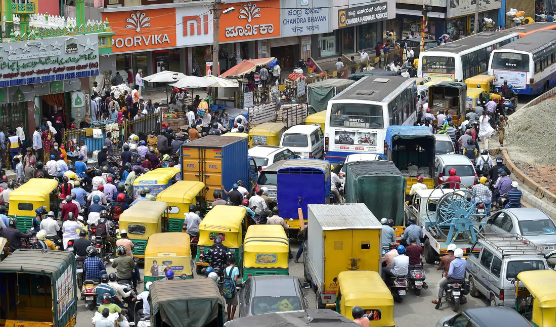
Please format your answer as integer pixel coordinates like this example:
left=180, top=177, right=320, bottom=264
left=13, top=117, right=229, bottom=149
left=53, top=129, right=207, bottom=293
left=183, top=15, right=209, bottom=36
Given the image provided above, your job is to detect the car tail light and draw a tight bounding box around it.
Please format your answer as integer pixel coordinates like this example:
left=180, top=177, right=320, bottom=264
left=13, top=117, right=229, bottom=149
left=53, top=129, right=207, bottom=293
left=339, top=172, right=345, bottom=178
left=309, top=152, right=313, bottom=158
left=324, top=295, right=331, bottom=299
left=325, top=137, right=329, bottom=152
left=474, top=173, right=478, bottom=185
left=500, top=289, right=504, bottom=300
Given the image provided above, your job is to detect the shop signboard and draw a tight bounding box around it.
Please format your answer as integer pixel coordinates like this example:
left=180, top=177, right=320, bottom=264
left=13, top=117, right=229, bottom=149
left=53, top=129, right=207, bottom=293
left=338, top=2, right=389, bottom=29
left=219, top=0, right=281, bottom=42
left=447, top=0, right=500, bottom=18
left=280, top=0, right=331, bottom=37
left=176, top=6, right=214, bottom=47
left=0, top=35, right=99, bottom=88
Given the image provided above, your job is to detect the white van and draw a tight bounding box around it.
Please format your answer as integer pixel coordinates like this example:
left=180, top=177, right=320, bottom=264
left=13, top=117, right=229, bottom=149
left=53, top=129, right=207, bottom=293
left=280, top=124, right=324, bottom=159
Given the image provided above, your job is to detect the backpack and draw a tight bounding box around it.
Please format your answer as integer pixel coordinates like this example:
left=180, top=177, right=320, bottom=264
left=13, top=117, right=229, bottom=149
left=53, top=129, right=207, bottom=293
left=222, top=266, right=237, bottom=299
left=113, top=204, right=124, bottom=220
left=480, top=155, right=491, bottom=176
left=95, top=221, right=107, bottom=237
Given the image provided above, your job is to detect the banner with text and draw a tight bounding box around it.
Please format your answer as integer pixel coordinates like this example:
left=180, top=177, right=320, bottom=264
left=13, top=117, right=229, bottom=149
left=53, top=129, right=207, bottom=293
left=280, top=0, right=331, bottom=37
left=338, top=2, right=388, bottom=28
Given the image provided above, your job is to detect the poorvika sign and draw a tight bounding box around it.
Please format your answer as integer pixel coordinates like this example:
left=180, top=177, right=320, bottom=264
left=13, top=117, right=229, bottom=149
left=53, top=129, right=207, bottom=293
left=219, top=0, right=281, bottom=42
left=0, top=35, right=99, bottom=88
left=338, top=2, right=388, bottom=28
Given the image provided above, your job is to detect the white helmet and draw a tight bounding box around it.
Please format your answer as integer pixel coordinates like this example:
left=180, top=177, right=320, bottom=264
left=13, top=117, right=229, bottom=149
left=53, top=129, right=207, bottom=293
left=208, top=272, right=219, bottom=282
left=381, top=218, right=388, bottom=225
left=454, top=248, right=464, bottom=258
left=512, top=181, right=519, bottom=188
left=145, top=281, right=153, bottom=291
left=447, top=244, right=457, bottom=252
left=120, top=229, right=127, bottom=235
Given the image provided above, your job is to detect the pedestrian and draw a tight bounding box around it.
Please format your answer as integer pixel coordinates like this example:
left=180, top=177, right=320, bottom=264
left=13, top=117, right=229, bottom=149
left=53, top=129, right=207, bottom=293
left=259, top=65, right=269, bottom=88
left=498, top=116, right=508, bottom=147
left=7, top=130, right=21, bottom=169
left=350, top=56, right=357, bottom=74
left=335, top=58, right=345, bottom=76
left=125, top=68, right=133, bottom=88
left=223, top=256, right=239, bottom=321
left=135, top=69, right=143, bottom=97
left=104, top=132, right=114, bottom=156
left=14, top=157, right=23, bottom=183
left=478, top=112, right=494, bottom=146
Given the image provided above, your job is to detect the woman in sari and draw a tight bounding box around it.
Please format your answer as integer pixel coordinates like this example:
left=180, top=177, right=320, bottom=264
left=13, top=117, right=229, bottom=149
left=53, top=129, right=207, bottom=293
left=42, top=121, right=56, bottom=163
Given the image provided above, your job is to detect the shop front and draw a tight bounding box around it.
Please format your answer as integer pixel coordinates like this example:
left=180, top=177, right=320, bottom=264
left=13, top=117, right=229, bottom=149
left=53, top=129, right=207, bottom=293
left=446, top=0, right=501, bottom=39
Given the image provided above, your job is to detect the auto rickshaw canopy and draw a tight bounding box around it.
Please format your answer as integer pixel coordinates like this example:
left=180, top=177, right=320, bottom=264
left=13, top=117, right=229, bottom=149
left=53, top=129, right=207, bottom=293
left=517, top=270, right=556, bottom=308
left=465, top=74, right=495, bottom=88
left=145, top=232, right=191, bottom=257
left=156, top=181, right=205, bottom=205
left=244, top=225, right=289, bottom=269
left=337, top=271, right=394, bottom=307
left=225, top=132, right=248, bottom=138
left=119, top=201, right=168, bottom=224
left=8, top=178, right=58, bottom=204
left=134, top=167, right=180, bottom=186
left=249, top=122, right=286, bottom=137
left=199, top=205, right=246, bottom=248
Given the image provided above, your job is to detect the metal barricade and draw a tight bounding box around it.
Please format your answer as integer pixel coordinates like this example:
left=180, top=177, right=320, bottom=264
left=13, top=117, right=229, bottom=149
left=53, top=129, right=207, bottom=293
left=124, top=112, right=161, bottom=140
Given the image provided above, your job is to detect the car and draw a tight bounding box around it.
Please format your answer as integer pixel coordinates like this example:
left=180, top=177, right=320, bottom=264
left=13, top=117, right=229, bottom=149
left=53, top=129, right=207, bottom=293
left=436, top=307, right=535, bottom=327
left=256, top=160, right=286, bottom=200
left=337, top=153, right=382, bottom=185
left=280, top=124, right=324, bottom=159
left=434, top=134, right=456, bottom=155
left=435, top=154, right=477, bottom=187
left=238, top=276, right=309, bottom=317
left=484, top=208, right=556, bottom=254
left=248, top=146, right=298, bottom=170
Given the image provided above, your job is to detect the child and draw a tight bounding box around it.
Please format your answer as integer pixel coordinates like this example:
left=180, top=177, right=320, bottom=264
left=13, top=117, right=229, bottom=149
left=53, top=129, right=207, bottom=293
left=14, top=157, right=23, bottom=183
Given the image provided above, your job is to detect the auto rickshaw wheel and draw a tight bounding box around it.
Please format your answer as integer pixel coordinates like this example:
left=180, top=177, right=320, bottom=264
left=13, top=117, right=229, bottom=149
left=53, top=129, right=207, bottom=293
left=196, top=265, right=203, bottom=275
left=469, top=276, right=479, bottom=298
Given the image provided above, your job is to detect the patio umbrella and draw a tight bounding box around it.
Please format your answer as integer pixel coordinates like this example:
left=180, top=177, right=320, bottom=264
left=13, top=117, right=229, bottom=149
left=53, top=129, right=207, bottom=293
left=221, top=57, right=276, bottom=78
left=143, top=71, right=187, bottom=104
left=169, top=76, right=213, bottom=89
left=204, top=76, right=239, bottom=88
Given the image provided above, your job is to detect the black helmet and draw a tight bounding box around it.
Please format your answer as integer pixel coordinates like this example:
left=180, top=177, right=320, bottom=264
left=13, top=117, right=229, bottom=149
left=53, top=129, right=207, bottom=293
left=108, top=273, right=117, bottom=282
left=389, top=242, right=397, bottom=250
left=189, top=204, right=197, bottom=212
left=95, top=170, right=102, bottom=177
left=212, top=122, right=218, bottom=129
left=481, top=149, right=489, bottom=155
left=408, top=217, right=416, bottom=225
left=191, top=123, right=197, bottom=129
left=123, top=144, right=130, bottom=151
left=36, top=161, right=44, bottom=169
left=117, top=183, right=125, bottom=192
left=101, top=274, right=109, bottom=283
left=167, top=127, right=173, bottom=134
left=124, top=162, right=132, bottom=170
left=117, top=245, right=127, bottom=256
left=8, top=217, right=16, bottom=227
left=100, top=210, right=109, bottom=219
left=138, top=188, right=147, bottom=196
left=213, top=190, right=221, bottom=199
left=0, top=205, right=6, bottom=215
left=149, top=146, right=155, bottom=153
left=352, top=306, right=364, bottom=319
left=86, top=246, right=97, bottom=257
left=387, top=219, right=394, bottom=227
left=238, top=126, right=245, bottom=132
left=101, top=293, right=112, bottom=303
left=272, top=207, right=279, bottom=215
left=134, top=167, right=142, bottom=174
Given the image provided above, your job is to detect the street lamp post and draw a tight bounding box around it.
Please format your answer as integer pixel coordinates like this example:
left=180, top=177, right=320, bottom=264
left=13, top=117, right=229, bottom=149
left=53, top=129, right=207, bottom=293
left=212, top=0, right=221, bottom=76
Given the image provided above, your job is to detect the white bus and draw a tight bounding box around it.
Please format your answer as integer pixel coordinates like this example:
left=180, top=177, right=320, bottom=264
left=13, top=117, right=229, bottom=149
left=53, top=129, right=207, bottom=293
left=488, top=30, right=556, bottom=95
left=417, top=31, right=519, bottom=82
left=324, top=76, right=416, bottom=163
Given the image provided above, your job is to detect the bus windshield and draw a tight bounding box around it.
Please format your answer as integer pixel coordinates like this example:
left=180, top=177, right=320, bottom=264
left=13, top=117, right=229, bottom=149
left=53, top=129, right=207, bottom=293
left=329, top=103, right=384, bottom=129
left=421, top=56, right=456, bottom=74
left=491, top=52, right=529, bottom=71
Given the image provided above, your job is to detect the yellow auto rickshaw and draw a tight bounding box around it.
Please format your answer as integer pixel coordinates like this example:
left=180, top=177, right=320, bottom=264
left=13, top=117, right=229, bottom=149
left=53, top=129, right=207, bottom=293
left=248, top=122, right=286, bottom=147
left=305, top=111, right=326, bottom=134
left=195, top=205, right=247, bottom=274
left=133, top=167, right=180, bottom=199
left=156, top=181, right=206, bottom=232
left=225, top=132, right=248, bottom=139
left=465, top=75, right=495, bottom=95
left=515, top=270, right=556, bottom=327
left=336, top=271, right=395, bottom=326
left=242, top=225, right=289, bottom=282
left=466, top=88, right=487, bottom=110
left=118, top=201, right=169, bottom=259
left=144, top=232, right=192, bottom=285
left=8, top=178, right=59, bottom=232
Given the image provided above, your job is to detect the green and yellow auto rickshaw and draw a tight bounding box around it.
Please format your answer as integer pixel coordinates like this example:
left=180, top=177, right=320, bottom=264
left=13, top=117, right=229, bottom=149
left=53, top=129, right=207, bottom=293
left=242, top=225, right=289, bottom=282
left=144, top=232, right=192, bottom=285
left=156, top=181, right=206, bottom=232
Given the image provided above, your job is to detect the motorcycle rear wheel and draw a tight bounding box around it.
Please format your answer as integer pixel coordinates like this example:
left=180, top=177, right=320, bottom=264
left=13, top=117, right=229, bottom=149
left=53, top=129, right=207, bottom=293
left=414, top=288, right=421, bottom=296
left=451, top=297, right=460, bottom=312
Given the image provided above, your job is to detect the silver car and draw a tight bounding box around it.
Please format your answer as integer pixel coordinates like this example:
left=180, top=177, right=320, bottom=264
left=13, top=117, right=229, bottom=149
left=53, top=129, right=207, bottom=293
left=435, top=154, right=477, bottom=187
left=484, top=208, right=556, bottom=254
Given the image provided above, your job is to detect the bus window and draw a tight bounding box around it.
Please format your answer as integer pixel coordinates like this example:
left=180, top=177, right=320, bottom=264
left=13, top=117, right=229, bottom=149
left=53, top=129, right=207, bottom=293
left=421, top=56, right=455, bottom=74
left=330, top=103, right=384, bottom=129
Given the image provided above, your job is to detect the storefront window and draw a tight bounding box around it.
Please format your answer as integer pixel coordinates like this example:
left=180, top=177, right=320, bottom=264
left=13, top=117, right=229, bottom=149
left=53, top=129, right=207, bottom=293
left=342, top=27, right=355, bottom=53
left=0, top=103, right=26, bottom=131
left=116, top=53, right=147, bottom=76
left=154, top=50, right=180, bottom=74
left=447, top=18, right=467, bottom=40
left=319, top=32, right=338, bottom=57
left=358, top=23, right=379, bottom=50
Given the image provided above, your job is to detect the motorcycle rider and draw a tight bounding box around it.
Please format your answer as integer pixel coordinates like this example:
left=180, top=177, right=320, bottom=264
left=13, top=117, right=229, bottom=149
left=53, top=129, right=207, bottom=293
left=212, top=191, right=227, bottom=206
left=124, top=167, right=141, bottom=198
left=475, top=150, right=493, bottom=176
left=248, top=189, right=268, bottom=215
left=493, top=170, right=512, bottom=204
left=130, top=187, right=149, bottom=206
left=438, top=244, right=457, bottom=276
left=36, top=229, right=59, bottom=250
left=380, top=218, right=396, bottom=247
left=401, top=217, right=423, bottom=246
left=97, top=293, right=127, bottom=323
left=462, top=139, right=478, bottom=164
left=113, top=246, right=137, bottom=288
left=116, top=230, right=140, bottom=288
left=409, top=176, right=429, bottom=195
left=83, top=247, right=107, bottom=280
left=331, top=168, right=343, bottom=203
left=472, top=177, right=493, bottom=216
left=73, top=229, right=91, bottom=256
left=352, top=306, right=370, bottom=327
left=71, top=180, right=89, bottom=208
left=40, top=211, right=60, bottom=243
left=433, top=248, right=466, bottom=309
left=103, top=176, right=117, bottom=202
left=183, top=204, right=202, bottom=237
left=206, top=236, right=229, bottom=271
left=62, top=212, right=81, bottom=250
left=444, top=168, right=461, bottom=189
left=382, top=245, right=409, bottom=281
left=89, top=195, right=106, bottom=214
left=405, top=237, right=423, bottom=265
left=89, top=185, right=108, bottom=206
left=489, top=157, right=511, bottom=181
left=503, top=84, right=517, bottom=108
left=208, top=122, right=222, bottom=136
left=506, top=181, right=522, bottom=208
left=61, top=195, right=79, bottom=221
left=222, top=183, right=243, bottom=206
left=136, top=281, right=152, bottom=319
left=32, top=206, right=46, bottom=232
left=112, top=193, right=129, bottom=221
left=4, top=218, right=32, bottom=251
left=95, top=274, right=118, bottom=307
left=92, top=170, right=106, bottom=192
left=108, top=272, right=133, bottom=305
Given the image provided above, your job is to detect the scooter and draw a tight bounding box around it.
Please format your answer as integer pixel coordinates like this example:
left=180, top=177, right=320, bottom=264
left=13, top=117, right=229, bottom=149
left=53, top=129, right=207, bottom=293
left=82, top=279, right=99, bottom=310
left=408, top=264, right=428, bottom=296
left=388, top=275, right=409, bottom=303
left=502, top=97, right=516, bottom=115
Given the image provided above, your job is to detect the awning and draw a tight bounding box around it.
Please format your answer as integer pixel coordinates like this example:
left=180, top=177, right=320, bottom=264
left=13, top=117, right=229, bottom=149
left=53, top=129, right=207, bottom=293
left=221, top=57, right=276, bottom=78
left=267, top=36, right=299, bottom=48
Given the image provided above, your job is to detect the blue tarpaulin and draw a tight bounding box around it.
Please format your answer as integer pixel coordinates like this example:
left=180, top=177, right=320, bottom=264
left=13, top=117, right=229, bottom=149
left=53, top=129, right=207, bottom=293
left=385, top=126, right=434, bottom=150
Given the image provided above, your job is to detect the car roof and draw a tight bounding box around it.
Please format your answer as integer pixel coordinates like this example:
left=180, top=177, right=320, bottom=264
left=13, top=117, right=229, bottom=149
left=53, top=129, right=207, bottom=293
left=248, top=146, right=282, bottom=157
left=251, top=276, right=300, bottom=297
left=283, top=125, right=319, bottom=133
left=465, top=307, right=533, bottom=327
left=436, top=154, right=473, bottom=165
left=434, top=134, right=452, bottom=141
left=505, top=208, right=551, bottom=221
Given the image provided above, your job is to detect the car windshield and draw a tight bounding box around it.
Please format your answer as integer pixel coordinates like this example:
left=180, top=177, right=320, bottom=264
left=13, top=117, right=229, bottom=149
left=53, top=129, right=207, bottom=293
left=491, top=52, right=530, bottom=71
left=257, top=172, right=277, bottom=186
left=251, top=296, right=302, bottom=315
left=443, top=165, right=475, bottom=176
left=436, top=141, right=455, bottom=155
left=506, top=260, right=545, bottom=280
left=519, top=219, right=556, bottom=236
left=252, top=157, right=269, bottom=167
left=282, top=134, right=308, bottom=147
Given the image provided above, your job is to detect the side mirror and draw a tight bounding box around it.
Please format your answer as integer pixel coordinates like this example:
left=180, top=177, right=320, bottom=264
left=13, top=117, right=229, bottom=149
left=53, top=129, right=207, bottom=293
left=302, top=282, right=311, bottom=289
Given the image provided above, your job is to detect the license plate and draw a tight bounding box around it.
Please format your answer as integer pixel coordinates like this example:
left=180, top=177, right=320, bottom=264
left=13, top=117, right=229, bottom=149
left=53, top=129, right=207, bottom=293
left=477, top=209, right=485, bottom=213
left=452, top=291, right=460, bottom=295
left=415, top=281, right=423, bottom=285
left=86, top=296, right=94, bottom=301
left=76, top=269, right=83, bottom=274
left=398, top=290, right=406, bottom=296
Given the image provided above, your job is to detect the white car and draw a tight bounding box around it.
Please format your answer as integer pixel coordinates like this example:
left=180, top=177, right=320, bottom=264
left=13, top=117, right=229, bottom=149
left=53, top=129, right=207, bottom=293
left=338, top=153, right=382, bottom=184
left=434, top=134, right=456, bottom=155
left=248, top=146, right=299, bottom=170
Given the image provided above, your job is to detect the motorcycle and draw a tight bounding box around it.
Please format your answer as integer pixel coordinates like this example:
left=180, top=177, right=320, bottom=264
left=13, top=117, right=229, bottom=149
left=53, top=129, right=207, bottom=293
left=338, top=134, right=354, bottom=145
left=502, top=97, right=516, bottom=115
left=496, top=194, right=509, bottom=209
left=388, top=275, right=409, bottom=303
left=117, top=279, right=136, bottom=321
left=82, top=279, right=99, bottom=310
left=408, top=264, right=428, bottom=296
left=440, top=280, right=466, bottom=312
left=188, top=232, right=199, bottom=255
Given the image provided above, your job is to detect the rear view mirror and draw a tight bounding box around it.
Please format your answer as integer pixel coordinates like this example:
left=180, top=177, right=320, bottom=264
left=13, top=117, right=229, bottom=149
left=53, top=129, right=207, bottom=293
left=302, top=282, right=311, bottom=289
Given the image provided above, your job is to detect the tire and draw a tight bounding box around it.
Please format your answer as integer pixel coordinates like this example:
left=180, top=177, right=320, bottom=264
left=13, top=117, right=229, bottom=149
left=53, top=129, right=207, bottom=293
left=487, top=294, right=497, bottom=307
left=415, top=288, right=421, bottom=296
left=424, top=239, right=436, bottom=265
left=469, top=276, right=479, bottom=298
left=451, top=297, right=460, bottom=312
left=394, top=294, right=404, bottom=303
left=195, top=264, right=203, bottom=275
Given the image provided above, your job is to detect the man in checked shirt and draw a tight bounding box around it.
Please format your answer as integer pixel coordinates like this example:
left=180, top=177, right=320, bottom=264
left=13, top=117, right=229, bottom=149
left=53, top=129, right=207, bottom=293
left=472, top=176, right=492, bottom=216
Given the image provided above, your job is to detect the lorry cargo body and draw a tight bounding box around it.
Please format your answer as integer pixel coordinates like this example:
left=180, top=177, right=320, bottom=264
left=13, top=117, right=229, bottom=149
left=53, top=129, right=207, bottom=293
left=304, top=204, right=382, bottom=308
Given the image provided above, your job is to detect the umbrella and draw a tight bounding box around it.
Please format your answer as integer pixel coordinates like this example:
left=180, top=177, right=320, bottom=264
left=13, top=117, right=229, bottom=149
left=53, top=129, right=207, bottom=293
left=143, top=71, right=186, bottom=83
left=169, top=76, right=213, bottom=89
left=204, top=76, right=239, bottom=88
left=221, top=57, right=276, bottom=78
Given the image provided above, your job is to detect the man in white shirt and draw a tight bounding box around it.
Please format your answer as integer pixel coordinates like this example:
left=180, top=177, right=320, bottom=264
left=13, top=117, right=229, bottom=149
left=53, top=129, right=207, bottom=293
left=383, top=245, right=409, bottom=281
left=335, top=58, right=345, bottom=73
left=202, top=112, right=212, bottom=133
left=187, top=110, right=196, bottom=127
left=91, top=97, right=98, bottom=121
left=57, top=155, right=69, bottom=174
left=248, top=189, right=267, bottom=215
left=137, top=282, right=152, bottom=318
left=409, top=176, right=429, bottom=195
left=135, top=69, right=143, bottom=97
left=234, top=180, right=248, bottom=198
left=45, top=156, right=60, bottom=177
left=33, top=126, right=43, bottom=161
left=331, top=171, right=343, bottom=203
left=108, top=273, right=132, bottom=303
left=88, top=187, right=108, bottom=205
left=183, top=207, right=202, bottom=236
left=436, top=110, right=447, bottom=127
left=40, top=212, right=60, bottom=237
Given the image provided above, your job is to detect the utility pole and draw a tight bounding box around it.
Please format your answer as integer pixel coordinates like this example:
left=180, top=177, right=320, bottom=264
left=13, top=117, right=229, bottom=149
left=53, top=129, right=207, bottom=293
left=474, top=0, right=479, bottom=34
left=212, top=0, right=221, bottom=76
left=422, top=2, right=426, bottom=53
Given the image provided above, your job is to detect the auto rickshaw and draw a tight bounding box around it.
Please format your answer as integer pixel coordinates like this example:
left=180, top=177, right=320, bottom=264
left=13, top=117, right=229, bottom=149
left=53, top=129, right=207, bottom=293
left=466, top=88, right=487, bottom=110
left=156, top=181, right=206, bottom=232
left=144, top=232, right=192, bottom=286
left=465, top=75, right=495, bottom=95
left=133, top=167, right=180, bottom=199
left=148, top=279, right=225, bottom=327
left=242, top=225, right=289, bottom=282
left=196, top=205, right=247, bottom=274
left=8, top=178, right=59, bottom=232
left=225, top=132, right=249, bottom=139
left=514, top=270, right=556, bottom=327
left=305, top=111, right=326, bottom=134
left=249, top=122, right=286, bottom=147
left=118, top=201, right=169, bottom=260
left=0, top=250, right=77, bottom=327
left=336, top=271, right=395, bottom=326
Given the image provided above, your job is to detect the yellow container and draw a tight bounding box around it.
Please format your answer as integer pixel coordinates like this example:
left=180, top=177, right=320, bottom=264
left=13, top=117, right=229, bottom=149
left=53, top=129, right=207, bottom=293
left=248, top=122, right=286, bottom=147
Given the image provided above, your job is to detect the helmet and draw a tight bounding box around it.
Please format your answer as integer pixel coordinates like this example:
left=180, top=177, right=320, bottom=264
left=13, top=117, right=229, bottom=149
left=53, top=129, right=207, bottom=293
left=93, top=195, right=100, bottom=203
left=167, top=128, right=173, bottom=134
left=149, top=146, right=155, bottom=153
left=133, top=135, right=139, bottom=141
left=232, top=183, right=238, bottom=189
left=107, top=176, right=113, bottom=183
left=352, top=306, right=364, bottom=319
left=120, top=229, right=127, bottom=236
left=509, top=85, right=513, bottom=89
left=67, top=212, right=74, bottom=221
left=389, top=242, right=397, bottom=250
left=190, top=123, right=197, bottom=129
left=74, top=180, right=81, bottom=187
left=50, top=154, right=55, bottom=160
left=65, top=195, right=72, bottom=202
left=206, top=266, right=214, bottom=274
left=397, top=245, right=406, bottom=254
left=213, top=190, right=221, bottom=199
left=426, top=107, right=431, bottom=113
left=101, top=293, right=112, bottom=303
left=35, top=206, right=46, bottom=215
left=241, top=199, right=249, bottom=206
left=454, top=248, right=464, bottom=258
left=481, top=149, right=488, bottom=155
left=496, top=156, right=503, bottom=163
left=86, top=246, right=97, bottom=257
left=449, top=168, right=457, bottom=176
left=117, top=245, right=127, bottom=256
left=117, top=183, right=125, bottom=192
left=108, top=273, right=117, bottom=282
left=237, top=180, right=243, bottom=186
left=134, top=167, right=142, bottom=174
left=417, top=176, right=424, bottom=183
left=124, top=163, right=132, bottom=170
left=165, top=269, right=174, bottom=279
left=47, top=211, right=55, bottom=218
left=162, top=154, right=170, bottom=161
left=214, top=237, right=222, bottom=245
left=117, top=193, right=126, bottom=202
left=480, top=177, right=487, bottom=184
left=37, top=230, right=46, bottom=240
left=408, top=217, right=416, bottom=225
left=138, top=188, right=147, bottom=196
left=467, top=139, right=473, bottom=145
left=100, top=210, right=109, bottom=219
left=387, top=219, right=394, bottom=227
left=272, top=207, right=279, bottom=215
left=102, top=166, right=109, bottom=173
left=447, top=116, right=452, bottom=121
left=512, top=181, right=519, bottom=188
left=381, top=218, right=388, bottom=225
left=36, top=161, right=44, bottom=169
left=212, top=122, right=218, bottom=129
left=145, top=281, right=153, bottom=291
left=139, top=141, right=146, bottom=146
left=100, top=274, right=109, bottom=284
left=447, top=244, right=457, bottom=252
left=68, top=172, right=76, bottom=180
left=189, top=204, right=197, bottom=212
left=0, top=206, right=6, bottom=215
left=123, top=144, right=130, bottom=151
left=238, top=126, right=245, bottom=132
left=208, top=272, right=219, bottom=282
left=8, top=217, right=16, bottom=227
left=95, top=170, right=102, bottom=177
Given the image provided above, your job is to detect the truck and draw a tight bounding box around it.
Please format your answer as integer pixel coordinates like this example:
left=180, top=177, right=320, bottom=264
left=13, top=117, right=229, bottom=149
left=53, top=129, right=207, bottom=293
left=181, top=136, right=258, bottom=204
left=304, top=203, right=382, bottom=309
left=277, top=159, right=331, bottom=235
left=344, top=160, right=406, bottom=227
left=307, top=79, right=355, bottom=114
left=405, top=188, right=485, bottom=264
left=385, top=126, right=436, bottom=196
